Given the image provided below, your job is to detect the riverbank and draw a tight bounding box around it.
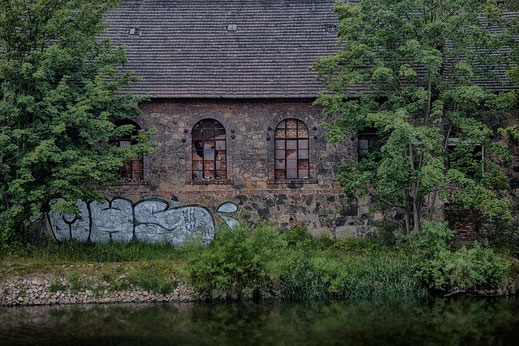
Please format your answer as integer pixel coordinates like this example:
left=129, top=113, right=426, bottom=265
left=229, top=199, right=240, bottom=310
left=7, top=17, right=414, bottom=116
left=1, top=276, right=196, bottom=307
left=0, top=262, right=198, bottom=307
left=2, top=222, right=518, bottom=306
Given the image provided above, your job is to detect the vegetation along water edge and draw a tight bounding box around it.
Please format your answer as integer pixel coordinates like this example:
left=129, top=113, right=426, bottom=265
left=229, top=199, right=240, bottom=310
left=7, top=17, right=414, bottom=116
left=1, top=222, right=518, bottom=306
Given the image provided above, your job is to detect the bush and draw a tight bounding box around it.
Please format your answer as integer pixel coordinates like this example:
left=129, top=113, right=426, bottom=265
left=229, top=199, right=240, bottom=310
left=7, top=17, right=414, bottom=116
left=187, top=224, right=287, bottom=300
left=411, top=222, right=512, bottom=294
left=0, top=226, right=22, bottom=259
left=332, top=237, right=385, bottom=256
left=281, top=255, right=329, bottom=301
left=414, top=243, right=511, bottom=293
left=409, top=221, right=455, bottom=258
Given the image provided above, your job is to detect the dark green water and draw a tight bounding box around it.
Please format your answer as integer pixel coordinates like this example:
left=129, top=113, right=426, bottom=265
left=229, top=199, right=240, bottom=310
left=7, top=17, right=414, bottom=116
left=1, top=298, right=519, bottom=345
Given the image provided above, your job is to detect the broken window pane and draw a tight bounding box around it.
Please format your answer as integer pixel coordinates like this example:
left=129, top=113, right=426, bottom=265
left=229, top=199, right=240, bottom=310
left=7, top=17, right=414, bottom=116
left=204, top=160, right=215, bottom=171
left=110, top=120, right=144, bottom=181
left=203, top=142, right=215, bottom=160
left=286, top=128, right=297, bottom=139
left=192, top=119, right=227, bottom=182
left=216, top=140, right=226, bottom=150
left=286, top=149, right=297, bottom=160
left=193, top=161, right=203, bottom=170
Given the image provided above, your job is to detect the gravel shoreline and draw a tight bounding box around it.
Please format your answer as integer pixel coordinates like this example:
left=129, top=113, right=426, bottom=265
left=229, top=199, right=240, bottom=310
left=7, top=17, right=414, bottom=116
left=1, top=277, right=198, bottom=307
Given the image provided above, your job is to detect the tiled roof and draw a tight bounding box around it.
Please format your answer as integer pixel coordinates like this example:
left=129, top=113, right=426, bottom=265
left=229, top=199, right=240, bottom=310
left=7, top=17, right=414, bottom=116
left=104, top=1, right=517, bottom=98
left=105, top=0, right=341, bottom=98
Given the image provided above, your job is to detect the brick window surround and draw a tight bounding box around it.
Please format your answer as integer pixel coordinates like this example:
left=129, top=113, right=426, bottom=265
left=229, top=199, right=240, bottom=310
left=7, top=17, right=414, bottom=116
left=109, top=120, right=144, bottom=182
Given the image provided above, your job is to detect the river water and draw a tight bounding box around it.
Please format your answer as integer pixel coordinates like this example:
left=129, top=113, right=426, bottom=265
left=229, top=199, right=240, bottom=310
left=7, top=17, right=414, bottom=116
left=1, top=298, right=519, bottom=345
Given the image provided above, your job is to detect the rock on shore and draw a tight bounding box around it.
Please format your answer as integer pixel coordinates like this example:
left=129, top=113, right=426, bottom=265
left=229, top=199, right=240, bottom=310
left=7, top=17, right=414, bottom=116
left=0, top=276, right=198, bottom=307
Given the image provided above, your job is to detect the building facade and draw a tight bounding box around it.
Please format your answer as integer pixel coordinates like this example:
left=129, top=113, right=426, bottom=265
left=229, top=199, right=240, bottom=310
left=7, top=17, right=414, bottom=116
left=97, top=0, right=518, bottom=238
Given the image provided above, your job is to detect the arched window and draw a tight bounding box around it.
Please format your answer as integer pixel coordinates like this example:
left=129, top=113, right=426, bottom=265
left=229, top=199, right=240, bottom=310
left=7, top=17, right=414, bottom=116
left=109, top=120, right=143, bottom=181
left=274, top=119, right=309, bottom=180
left=192, top=119, right=227, bottom=182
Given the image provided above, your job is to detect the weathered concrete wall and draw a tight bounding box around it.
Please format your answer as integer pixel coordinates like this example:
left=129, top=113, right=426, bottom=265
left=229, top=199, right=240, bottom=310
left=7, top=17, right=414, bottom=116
left=105, top=98, right=375, bottom=238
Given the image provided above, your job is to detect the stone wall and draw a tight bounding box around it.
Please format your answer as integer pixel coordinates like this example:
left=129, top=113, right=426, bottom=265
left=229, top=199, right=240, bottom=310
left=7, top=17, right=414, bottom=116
left=104, top=98, right=374, bottom=238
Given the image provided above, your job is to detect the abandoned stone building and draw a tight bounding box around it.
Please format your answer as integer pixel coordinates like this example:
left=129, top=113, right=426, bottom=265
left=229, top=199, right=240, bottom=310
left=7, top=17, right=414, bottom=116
left=80, top=0, right=518, bottom=240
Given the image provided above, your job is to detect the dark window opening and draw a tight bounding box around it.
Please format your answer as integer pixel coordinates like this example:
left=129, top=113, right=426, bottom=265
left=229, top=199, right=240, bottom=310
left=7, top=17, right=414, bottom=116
left=358, top=127, right=381, bottom=158
left=274, top=119, right=310, bottom=180
left=192, top=119, right=227, bottom=182
left=109, top=120, right=143, bottom=181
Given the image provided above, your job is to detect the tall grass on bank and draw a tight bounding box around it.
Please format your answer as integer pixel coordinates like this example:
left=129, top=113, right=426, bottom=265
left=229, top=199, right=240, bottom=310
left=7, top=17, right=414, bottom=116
left=187, top=225, right=428, bottom=301
left=6, top=238, right=189, bottom=263
left=2, top=222, right=514, bottom=301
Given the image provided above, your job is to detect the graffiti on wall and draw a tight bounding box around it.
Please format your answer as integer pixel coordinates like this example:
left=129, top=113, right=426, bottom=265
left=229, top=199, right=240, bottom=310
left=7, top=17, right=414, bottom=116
left=47, top=197, right=239, bottom=245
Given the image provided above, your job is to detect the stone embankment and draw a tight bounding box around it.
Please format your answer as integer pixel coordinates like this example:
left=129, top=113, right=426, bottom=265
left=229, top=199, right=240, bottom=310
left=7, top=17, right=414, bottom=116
left=1, top=277, right=198, bottom=307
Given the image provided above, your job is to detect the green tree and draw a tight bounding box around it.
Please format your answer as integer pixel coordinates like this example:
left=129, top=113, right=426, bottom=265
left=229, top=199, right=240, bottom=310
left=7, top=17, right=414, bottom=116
left=0, top=0, right=154, bottom=252
left=315, top=0, right=515, bottom=233
left=503, top=1, right=519, bottom=123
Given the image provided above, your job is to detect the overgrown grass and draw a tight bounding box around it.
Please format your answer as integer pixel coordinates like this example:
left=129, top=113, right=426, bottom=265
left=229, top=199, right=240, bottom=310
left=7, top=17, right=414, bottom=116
left=6, top=238, right=190, bottom=263
left=186, top=224, right=428, bottom=301
left=128, top=262, right=179, bottom=295
left=1, top=222, right=515, bottom=301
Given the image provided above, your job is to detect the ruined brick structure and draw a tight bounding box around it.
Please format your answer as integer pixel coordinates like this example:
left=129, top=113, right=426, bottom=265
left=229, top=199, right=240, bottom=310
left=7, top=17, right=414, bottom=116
left=97, top=0, right=381, bottom=237
left=99, top=0, right=518, bottom=238
left=108, top=98, right=370, bottom=237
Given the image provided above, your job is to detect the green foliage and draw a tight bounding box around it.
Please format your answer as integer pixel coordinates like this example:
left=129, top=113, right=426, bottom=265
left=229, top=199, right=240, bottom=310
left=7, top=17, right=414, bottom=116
left=187, top=225, right=428, bottom=301
left=187, top=224, right=288, bottom=300
left=414, top=243, right=511, bottom=293
left=285, top=226, right=335, bottom=250
left=4, top=224, right=515, bottom=300
left=49, top=280, right=67, bottom=292
left=129, top=262, right=177, bottom=295
left=0, top=0, right=155, bottom=253
left=409, top=221, right=455, bottom=257
left=281, top=255, right=329, bottom=301
left=332, top=236, right=385, bottom=256
left=323, top=256, right=426, bottom=299
left=8, top=238, right=189, bottom=263
left=411, top=222, right=512, bottom=294
left=68, top=272, right=82, bottom=294
left=314, top=0, right=515, bottom=233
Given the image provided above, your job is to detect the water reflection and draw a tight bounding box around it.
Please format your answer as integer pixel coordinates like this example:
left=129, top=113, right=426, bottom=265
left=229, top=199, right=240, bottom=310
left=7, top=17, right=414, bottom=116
left=1, top=298, right=519, bottom=345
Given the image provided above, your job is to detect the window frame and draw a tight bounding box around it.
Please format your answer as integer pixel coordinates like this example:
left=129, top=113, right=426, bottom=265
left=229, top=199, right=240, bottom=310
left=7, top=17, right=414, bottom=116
left=191, top=118, right=229, bottom=184
left=274, top=118, right=311, bottom=181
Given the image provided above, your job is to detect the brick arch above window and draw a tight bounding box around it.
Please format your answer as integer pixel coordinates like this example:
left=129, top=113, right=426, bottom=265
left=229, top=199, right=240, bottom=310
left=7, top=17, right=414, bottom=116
left=274, top=118, right=310, bottom=180
left=191, top=119, right=229, bottom=183
left=109, top=119, right=144, bottom=182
